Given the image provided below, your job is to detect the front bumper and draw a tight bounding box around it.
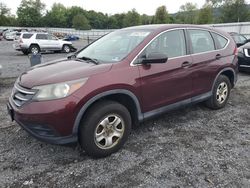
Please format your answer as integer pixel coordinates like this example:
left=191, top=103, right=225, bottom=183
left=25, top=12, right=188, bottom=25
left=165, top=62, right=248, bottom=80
left=238, top=52, right=250, bottom=70
left=7, top=94, right=80, bottom=145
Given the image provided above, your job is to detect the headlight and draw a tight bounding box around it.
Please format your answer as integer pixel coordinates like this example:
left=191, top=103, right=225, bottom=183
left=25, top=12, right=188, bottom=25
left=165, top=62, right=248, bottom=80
left=33, top=78, right=88, bottom=101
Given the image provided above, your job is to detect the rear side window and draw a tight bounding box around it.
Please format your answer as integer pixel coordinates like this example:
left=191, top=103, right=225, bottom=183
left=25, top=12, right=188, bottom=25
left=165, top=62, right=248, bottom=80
left=22, top=33, right=33, bottom=39
left=145, top=29, right=186, bottom=58
left=188, top=29, right=215, bottom=54
left=212, top=33, right=228, bottom=49
left=36, top=34, right=48, bottom=40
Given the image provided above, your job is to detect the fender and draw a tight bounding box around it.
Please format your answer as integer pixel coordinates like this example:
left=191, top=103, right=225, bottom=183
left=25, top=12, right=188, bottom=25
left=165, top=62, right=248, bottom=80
left=72, top=89, right=143, bottom=135
left=212, top=67, right=237, bottom=90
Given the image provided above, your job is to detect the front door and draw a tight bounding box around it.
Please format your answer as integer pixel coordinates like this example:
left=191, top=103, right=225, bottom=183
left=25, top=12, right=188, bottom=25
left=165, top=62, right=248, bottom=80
left=136, top=29, right=193, bottom=113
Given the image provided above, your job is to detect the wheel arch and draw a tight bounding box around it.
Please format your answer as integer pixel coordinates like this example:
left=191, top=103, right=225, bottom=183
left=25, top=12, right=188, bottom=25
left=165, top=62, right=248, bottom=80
left=72, top=89, right=143, bottom=137
left=29, top=43, right=40, bottom=50
left=213, top=67, right=236, bottom=90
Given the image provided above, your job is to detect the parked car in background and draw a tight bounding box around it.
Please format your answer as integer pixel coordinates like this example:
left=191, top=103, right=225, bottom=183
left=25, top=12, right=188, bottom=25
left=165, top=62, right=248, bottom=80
left=7, top=24, right=238, bottom=158
left=237, top=44, right=250, bottom=71
left=13, top=32, right=76, bottom=55
left=63, top=35, right=80, bottom=41
left=0, top=64, right=2, bottom=75
left=229, top=32, right=250, bottom=47
left=5, top=31, right=17, bottom=41
left=14, top=32, right=22, bottom=41
left=229, top=32, right=250, bottom=71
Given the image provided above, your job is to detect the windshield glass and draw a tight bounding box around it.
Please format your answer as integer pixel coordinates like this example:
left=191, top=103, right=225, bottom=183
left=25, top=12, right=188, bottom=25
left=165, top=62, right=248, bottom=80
left=76, top=29, right=152, bottom=63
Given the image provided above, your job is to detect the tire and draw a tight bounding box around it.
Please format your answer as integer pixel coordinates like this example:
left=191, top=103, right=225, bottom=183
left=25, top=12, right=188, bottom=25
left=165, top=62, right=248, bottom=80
left=29, top=44, right=40, bottom=55
left=79, top=100, right=132, bottom=158
left=62, top=44, right=71, bottom=53
left=205, top=75, right=231, bottom=109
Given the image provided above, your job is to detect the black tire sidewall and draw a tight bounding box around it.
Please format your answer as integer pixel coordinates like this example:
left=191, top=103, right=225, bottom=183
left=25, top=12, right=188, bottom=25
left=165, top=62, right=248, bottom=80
left=80, top=101, right=132, bottom=158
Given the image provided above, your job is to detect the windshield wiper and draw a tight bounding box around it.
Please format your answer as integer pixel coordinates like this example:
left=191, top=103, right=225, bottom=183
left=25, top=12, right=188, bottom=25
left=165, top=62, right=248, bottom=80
left=79, top=56, right=100, bottom=65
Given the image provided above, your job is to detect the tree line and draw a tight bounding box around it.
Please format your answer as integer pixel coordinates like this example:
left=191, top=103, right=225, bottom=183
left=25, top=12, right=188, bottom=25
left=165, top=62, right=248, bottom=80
left=0, top=0, right=250, bottom=29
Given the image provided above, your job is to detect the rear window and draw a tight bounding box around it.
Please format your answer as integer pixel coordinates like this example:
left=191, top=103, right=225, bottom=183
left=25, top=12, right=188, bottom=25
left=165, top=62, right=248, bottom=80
left=212, top=33, right=228, bottom=49
left=22, top=33, right=33, bottom=39
left=188, top=29, right=215, bottom=54
left=36, top=34, right=48, bottom=40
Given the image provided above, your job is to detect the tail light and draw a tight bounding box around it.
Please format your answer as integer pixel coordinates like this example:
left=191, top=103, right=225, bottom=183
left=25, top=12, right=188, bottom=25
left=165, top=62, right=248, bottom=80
left=233, top=46, right=238, bottom=56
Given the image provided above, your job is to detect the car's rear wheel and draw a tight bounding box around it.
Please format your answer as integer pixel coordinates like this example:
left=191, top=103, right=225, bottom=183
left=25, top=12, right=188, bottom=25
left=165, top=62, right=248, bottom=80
left=205, top=75, right=231, bottom=109
left=62, top=44, right=71, bottom=53
left=29, top=44, right=40, bottom=55
left=79, top=100, right=132, bottom=158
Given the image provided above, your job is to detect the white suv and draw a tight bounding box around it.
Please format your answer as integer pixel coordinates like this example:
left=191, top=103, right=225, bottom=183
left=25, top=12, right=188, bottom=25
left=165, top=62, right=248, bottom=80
left=14, top=33, right=74, bottom=55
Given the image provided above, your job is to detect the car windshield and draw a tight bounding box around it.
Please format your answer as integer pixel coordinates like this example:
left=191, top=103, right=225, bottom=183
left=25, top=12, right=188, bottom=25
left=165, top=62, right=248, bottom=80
left=76, top=29, right=152, bottom=63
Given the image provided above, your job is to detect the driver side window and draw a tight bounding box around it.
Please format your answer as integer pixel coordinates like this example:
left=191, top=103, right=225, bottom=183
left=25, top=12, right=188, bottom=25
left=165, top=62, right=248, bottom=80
left=143, top=29, right=187, bottom=59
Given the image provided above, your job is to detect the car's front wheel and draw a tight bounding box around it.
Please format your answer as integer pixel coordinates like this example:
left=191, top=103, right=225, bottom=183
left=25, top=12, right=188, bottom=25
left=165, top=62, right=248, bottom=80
left=62, top=44, right=71, bottom=53
left=79, top=100, right=132, bottom=158
left=205, top=75, right=231, bottom=109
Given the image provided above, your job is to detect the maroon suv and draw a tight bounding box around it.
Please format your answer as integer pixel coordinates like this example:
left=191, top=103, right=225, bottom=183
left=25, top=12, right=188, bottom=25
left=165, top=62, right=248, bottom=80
left=7, top=25, right=238, bottom=157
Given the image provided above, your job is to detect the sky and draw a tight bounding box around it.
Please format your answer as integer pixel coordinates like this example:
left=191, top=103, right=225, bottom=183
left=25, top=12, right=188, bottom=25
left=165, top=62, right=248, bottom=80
left=3, top=0, right=250, bottom=16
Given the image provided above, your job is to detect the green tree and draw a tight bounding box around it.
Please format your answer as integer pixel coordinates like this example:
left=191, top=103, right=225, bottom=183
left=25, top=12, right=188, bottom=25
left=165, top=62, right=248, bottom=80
left=17, top=0, right=45, bottom=27
left=177, top=2, right=198, bottom=24
left=141, top=14, right=153, bottom=25
left=86, top=10, right=109, bottom=29
left=220, top=0, right=250, bottom=22
left=106, top=16, right=119, bottom=29
left=198, top=3, right=213, bottom=24
left=43, top=3, right=67, bottom=27
left=154, top=6, right=170, bottom=24
left=113, top=13, right=126, bottom=28
left=0, top=2, right=10, bottom=25
left=65, top=6, right=86, bottom=28
left=123, top=9, right=141, bottom=27
left=72, top=14, right=91, bottom=30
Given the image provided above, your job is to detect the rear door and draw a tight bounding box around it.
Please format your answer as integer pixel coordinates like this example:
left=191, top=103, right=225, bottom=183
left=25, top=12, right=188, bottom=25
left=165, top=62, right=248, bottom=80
left=187, top=29, right=220, bottom=96
left=36, top=34, right=50, bottom=50
left=137, top=29, right=193, bottom=113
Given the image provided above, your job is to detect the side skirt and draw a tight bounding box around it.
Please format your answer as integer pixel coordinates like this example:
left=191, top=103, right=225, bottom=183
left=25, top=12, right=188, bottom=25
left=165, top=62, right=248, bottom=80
left=142, top=92, right=212, bottom=121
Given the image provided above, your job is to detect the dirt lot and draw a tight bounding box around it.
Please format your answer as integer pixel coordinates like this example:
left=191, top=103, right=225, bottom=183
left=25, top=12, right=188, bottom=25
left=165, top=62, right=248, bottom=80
left=0, top=40, right=250, bottom=187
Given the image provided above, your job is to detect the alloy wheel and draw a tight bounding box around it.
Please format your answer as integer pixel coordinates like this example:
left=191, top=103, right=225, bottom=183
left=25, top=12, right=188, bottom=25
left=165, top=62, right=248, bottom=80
left=94, top=114, right=125, bottom=150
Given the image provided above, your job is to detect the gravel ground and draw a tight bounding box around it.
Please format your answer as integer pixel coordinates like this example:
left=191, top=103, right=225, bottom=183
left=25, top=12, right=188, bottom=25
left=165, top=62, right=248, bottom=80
left=0, top=40, right=250, bottom=187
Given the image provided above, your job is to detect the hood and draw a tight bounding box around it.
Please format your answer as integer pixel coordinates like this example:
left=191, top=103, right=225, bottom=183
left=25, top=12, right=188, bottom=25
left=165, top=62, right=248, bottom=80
left=19, top=59, right=112, bottom=88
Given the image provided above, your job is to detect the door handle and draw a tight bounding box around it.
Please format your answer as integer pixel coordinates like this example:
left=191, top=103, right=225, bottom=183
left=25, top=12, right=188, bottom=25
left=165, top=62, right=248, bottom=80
left=216, top=54, right=222, bottom=60
left=182, top=61, right=192, bottom=68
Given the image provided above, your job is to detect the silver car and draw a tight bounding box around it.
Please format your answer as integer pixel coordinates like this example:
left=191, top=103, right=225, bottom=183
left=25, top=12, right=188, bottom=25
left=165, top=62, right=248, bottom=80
left=14, top=33, right=74, bottom=55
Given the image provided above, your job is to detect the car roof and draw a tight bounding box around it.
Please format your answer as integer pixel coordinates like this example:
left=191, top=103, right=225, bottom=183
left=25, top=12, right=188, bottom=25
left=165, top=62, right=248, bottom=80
left=121, top=24, right=227, bottom=35
left=122, top=24, right=213, bottom=30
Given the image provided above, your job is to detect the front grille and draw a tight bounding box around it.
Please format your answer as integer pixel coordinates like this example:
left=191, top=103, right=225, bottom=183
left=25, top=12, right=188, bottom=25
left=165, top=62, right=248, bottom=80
left=11, top=84, right=36, bottom=107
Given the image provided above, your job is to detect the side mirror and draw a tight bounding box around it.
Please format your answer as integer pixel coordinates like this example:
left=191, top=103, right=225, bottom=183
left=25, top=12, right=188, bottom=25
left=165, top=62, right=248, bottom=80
left=141, top=53, right=168, bottom=64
